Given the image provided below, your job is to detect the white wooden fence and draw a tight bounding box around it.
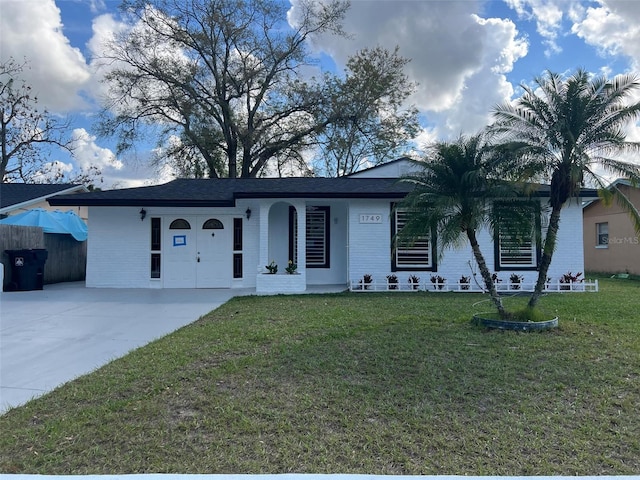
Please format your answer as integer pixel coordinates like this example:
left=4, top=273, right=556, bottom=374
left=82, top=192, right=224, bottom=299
left=349, top=278, right=599, bottom=293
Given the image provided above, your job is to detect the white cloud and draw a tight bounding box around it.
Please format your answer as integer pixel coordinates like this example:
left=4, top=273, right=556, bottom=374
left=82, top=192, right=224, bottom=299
left=569, top=0, right=640, bottom=179
left=430, top=15, right=526, bottom=137
left=503, top=0, right=565, bottom=56
left=297, top=0, right=485, bottom=112
left=29, top=160, right=74, bottom=184
left=570, top=0, right=640, bottom=68
left=289, top=0, right=528, bottom=140
left=0, top=0, right=91, bottom=112
left=71, top=128, right=123, bottom=172
left=88, top=0, right=106, bottom=14
left=85, top=12, right=130, bottom=102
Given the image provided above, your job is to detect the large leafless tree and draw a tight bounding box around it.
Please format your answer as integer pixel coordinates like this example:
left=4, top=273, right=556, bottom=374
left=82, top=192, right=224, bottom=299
left=0, top=58, right=77, bottom=183
left=313, top=47, right=419, bottom=177
left=98, top=0, right=418, bottom=178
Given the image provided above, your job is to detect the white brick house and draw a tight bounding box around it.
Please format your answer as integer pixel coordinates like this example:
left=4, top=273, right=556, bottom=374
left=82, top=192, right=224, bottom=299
left=49, top=160, right=597, bottom=293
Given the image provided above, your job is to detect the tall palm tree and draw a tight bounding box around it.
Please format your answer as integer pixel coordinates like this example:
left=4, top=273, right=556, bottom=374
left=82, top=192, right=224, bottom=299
left=399, top=133, right=528, bottom=319
left=491, top=69, right=640, bottom=308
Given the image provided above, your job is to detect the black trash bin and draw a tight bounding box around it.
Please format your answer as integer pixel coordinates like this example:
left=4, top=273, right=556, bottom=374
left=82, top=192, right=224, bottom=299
left=4, top=249, right=48, bottom=291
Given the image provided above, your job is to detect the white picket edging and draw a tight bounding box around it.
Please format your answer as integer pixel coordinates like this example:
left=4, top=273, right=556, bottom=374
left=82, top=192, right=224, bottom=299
left=349, top=279, right=598, bottom=293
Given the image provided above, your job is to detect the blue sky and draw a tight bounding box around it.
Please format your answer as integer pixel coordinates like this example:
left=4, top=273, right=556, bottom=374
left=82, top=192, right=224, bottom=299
left=1, top=0, right=639, bottom=187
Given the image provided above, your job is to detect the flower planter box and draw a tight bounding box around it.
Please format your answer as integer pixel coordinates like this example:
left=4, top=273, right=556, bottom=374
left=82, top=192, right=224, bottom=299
left=256, top=272, right=306, bottom=294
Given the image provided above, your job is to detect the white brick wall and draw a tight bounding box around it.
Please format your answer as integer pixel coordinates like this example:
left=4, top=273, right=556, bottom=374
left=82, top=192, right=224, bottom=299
left=87, top=205, right=262, bottom=289
left=348, top=199, right=586, bottom=289
left=86, top=197, right=586, bottom=290
left=86, top=207, right=150, bottom=288
left=348, top=200, right=394, bottom=283
left=256, top=271, right=307, bottom=294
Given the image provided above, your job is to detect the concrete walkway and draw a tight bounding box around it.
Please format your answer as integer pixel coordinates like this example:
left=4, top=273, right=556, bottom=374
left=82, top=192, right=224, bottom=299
left=0, top=282, right=251, bottom=413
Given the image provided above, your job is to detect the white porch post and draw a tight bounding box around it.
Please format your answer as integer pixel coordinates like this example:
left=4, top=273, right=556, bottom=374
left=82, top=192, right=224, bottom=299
left=258, top=201, right=271, bottom=274
left=296, top=202, right=306, bottom=275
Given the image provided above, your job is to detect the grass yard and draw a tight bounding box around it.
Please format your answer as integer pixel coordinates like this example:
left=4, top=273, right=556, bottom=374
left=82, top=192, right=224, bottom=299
left=1, top=276, right=639, bottom=475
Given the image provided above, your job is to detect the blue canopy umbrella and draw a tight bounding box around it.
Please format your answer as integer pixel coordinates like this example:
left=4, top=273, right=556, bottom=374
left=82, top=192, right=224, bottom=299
left=0, top=208, right=87, bottom=241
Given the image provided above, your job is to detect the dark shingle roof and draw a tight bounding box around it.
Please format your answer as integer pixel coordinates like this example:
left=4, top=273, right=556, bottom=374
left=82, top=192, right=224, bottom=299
left=0, top=183, right=86, bottom=210
left=48, top=178, right=414, bottom=207
left=47, top=177, right=599, bottom=207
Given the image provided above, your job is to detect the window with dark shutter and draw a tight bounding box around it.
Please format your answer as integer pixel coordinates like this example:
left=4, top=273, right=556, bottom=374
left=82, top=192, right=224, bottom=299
left=306, top=207, right=329, bottom=267
left=391, top=207, right=435, bottom=271
left=494, top=202, right=540, bottom=270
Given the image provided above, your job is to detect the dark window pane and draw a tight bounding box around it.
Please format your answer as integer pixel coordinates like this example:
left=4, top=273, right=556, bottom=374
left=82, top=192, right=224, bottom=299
left=203, top=218, right=224, bottom=229
left=306, top=206, right=329, bottom=268
left=151, top=253, right=161, bottom=278
left=233, top=253, right=243, bottom=278
left=151, top=218, right=161, bottom=251
left=169, top=219, right=191, bottom=229
left=233, top=218, right=243, bottom=251
left=289, top=207, right=298, bottom=265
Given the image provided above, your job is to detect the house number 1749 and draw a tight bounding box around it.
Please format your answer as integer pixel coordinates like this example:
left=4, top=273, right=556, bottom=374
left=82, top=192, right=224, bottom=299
left=359, top=214, right=383, bottom=224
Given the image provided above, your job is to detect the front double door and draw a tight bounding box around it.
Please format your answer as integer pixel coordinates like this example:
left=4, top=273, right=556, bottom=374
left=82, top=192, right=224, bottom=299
left=163, top=216, right=231, bottom=288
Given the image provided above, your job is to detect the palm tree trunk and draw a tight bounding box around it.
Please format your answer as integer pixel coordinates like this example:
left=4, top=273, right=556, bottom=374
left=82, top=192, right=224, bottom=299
left=467, top=228, right=509, bottom=319
left=528, top=204, right=562, bottom=309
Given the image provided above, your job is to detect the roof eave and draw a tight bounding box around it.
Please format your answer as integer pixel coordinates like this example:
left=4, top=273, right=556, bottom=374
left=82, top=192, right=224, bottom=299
left=48, top=199, right=235, bottom=208
left=235, top=192, right=410, bottom=199
left=1, top=184, right=88, bottom=213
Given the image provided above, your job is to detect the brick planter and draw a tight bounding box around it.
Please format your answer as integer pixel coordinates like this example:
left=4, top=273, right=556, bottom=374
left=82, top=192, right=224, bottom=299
left=256, top=272, right=306, bottom=294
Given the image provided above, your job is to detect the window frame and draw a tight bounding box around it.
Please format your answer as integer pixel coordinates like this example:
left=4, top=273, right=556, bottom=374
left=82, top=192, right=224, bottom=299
left=202, top=218, right=224, bottom=230
left=305, top=206, right=330, bottom=268
left=596, top=222, right=609, bottom=247
left=233, top=218, right=243, bottom=278
left=289, top=206, right=331, bottom=269
left=391, top=204, right=437, bottom=272
left=233, top=253, right=243, bottom=279
left=150, top=217, right=161, bottom=279
left=169, top=218, right=191, bottom=229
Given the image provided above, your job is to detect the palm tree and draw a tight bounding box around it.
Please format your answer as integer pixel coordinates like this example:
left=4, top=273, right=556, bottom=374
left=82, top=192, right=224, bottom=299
left=399, top=133, right=527, bottom=319
left=491, top=69, right=640, bottom=308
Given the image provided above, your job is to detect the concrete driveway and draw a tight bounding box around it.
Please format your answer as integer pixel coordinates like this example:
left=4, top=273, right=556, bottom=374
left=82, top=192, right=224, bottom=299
left=0, top=282, right=251, bottom=413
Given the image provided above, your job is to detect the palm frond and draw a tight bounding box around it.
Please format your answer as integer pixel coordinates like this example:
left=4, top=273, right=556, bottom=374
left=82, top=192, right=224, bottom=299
left=596, top=156, right=640, bottom=182
left=610, top=185, right=640, bottom=234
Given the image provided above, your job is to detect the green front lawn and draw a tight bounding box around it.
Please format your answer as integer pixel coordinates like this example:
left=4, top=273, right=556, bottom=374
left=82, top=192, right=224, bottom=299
left=1, top=277, right=639, bottom=474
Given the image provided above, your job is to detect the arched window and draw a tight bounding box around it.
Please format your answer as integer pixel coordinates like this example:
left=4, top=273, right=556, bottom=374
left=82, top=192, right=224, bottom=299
left=202, top=218, right=224, bottom=229
left=169, top=219, right=191, bottom=229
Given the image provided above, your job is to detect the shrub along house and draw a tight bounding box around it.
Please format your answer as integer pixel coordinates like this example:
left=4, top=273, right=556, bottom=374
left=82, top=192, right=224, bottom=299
left=48, top=160, right=598, bottom=294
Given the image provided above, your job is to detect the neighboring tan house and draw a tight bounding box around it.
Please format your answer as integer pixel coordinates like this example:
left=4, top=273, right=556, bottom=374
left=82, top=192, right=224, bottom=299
left=49, top=159, right=597, bottom=293
left=0, top=183, right=88, bottom=220
left=583, top=179, right=640, bottom=275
